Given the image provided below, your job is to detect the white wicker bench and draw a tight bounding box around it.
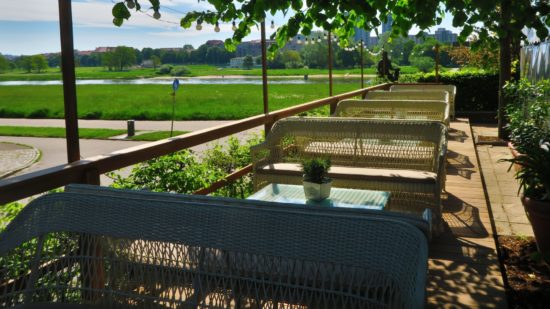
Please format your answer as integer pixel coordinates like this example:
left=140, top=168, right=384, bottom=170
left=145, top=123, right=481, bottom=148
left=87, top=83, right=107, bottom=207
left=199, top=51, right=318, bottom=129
left=251, top=117, right=447, bottom=223
left=333, top=99, right=450, bottom=126
left=0, top=190, right=429, bottom=308
left=389, top=84, right=457, bottom=119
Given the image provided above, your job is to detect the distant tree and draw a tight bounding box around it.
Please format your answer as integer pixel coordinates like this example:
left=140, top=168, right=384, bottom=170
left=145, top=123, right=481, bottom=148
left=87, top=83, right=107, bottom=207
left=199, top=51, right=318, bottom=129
left=183, top=44, right=194, bottom=51
left=0, top=54, right=8, bottom=73
left=242, top=55, right=254, bottom=69
left=102, top=52, right=115, bottom=71
left=141, top=47, right=154, bottom=60
left=102, top=46, right=136, bottom=71
left=448, top=44, right=499, bottom=72
left=30, top=55, right=48, bottom=73
left=280, top=50, right=302, bottom=69
left=410, top=56, right=435, bottom=73
left=151, top=55, right=161, bottom=69
left=47, top=54, right=61, bottom=68
left=18, top=56, right=33, bottom=73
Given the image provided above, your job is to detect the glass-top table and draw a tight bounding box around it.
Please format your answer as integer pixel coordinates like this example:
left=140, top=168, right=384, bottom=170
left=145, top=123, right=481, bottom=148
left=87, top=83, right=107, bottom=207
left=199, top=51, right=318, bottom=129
left=247, top=184, right=390, bottom=210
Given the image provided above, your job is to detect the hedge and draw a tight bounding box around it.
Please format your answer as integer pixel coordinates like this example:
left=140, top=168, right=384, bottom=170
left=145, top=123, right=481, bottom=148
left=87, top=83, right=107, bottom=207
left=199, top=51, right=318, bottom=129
left=401, top=70, right=499, bottom=111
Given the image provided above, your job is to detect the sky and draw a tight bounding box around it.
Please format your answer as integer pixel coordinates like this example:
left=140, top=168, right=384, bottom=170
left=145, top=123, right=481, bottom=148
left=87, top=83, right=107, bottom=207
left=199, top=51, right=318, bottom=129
left=0, top=0, right=462, bottom=56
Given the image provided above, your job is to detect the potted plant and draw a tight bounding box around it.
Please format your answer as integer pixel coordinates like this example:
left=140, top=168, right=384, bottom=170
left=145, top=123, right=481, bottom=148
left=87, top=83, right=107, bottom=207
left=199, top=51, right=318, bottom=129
left=301, top=157, right=332, bottom=201
left=503, top=139, right=550, bottom=261
left=502, top=79, right=550, bottom=261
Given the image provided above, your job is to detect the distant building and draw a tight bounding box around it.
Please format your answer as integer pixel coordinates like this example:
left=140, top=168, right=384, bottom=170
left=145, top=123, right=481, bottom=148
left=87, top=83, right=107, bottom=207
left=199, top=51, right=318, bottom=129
left=382, top=15, right=393, bottom=34
left=94, top=47, right=115, bottom=53
left=366, top=36, right=379, bottom=47
left=229, top=57, right=245, bottom=68
left=354, top=28, right=370, bottom=44
left=434, top=28, right=457, bottom=44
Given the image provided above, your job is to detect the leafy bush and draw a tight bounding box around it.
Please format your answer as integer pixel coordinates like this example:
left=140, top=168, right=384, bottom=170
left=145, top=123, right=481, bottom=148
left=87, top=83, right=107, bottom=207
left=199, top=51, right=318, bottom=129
left=110, top=134, right=263, bottom=198
left=402, top=70, right=499, bottom=111
left=409, top=56, right=434, bottom=73
left=172, top=66, right=191, bottom=76
left=157, top=64, right=173, bottom=75
left=504, top=79, right=550, bottom=154
left=0, top=202, right=24, bottom=231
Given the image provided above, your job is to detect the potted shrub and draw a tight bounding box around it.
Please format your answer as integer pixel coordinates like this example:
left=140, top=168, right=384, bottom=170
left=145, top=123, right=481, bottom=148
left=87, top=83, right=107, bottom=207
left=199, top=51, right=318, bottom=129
left=301, top=157, right=332, bottom=201
left=503, top=139, right=550, bottom=261
left=502, top=79, right=550, bottom=261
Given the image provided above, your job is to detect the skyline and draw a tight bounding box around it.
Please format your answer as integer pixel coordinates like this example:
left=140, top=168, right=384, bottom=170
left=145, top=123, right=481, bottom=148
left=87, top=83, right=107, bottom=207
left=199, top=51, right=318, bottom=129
left=0, top=0, right=461, bottom=56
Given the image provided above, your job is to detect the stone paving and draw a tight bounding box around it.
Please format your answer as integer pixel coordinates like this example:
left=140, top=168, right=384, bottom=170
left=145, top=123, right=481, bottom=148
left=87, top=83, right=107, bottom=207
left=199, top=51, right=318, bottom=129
left=0, top=142, right=40, bottom=179
left=472, top=125, right=533, bottom=237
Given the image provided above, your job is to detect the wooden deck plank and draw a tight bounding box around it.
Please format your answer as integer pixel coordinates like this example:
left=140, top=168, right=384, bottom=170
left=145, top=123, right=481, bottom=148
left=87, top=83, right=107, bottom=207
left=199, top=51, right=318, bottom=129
left=427, top=119, right=507, bottom=308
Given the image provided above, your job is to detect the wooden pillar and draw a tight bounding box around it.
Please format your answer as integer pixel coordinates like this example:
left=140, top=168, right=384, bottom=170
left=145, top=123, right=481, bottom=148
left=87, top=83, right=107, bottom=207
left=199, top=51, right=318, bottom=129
left=434, top=44, right=440, bottom=83
left=328, top=32, right=335, bottom=114
left=260, top=21, right=271, bottom=134
left=58, top=0, right=80, bottom=163
left=360, top=40, right=364, bottom=88
left=498, top=0, right=512, bottom=139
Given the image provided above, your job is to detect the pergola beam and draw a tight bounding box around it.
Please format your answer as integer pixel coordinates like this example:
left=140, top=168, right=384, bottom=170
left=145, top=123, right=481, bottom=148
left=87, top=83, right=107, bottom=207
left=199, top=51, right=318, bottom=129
left=58, top=0, right=80, bottom=163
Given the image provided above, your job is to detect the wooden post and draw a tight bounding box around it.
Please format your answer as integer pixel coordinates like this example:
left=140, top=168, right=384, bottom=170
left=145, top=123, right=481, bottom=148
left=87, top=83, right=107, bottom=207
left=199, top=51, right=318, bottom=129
left=260, top=21, right=271, bottom=134
left=434, top=44, right=440, bottom=83
left=58, top=0, right=80, bottom=163
left=360, top=40, right=364, bottom=88
left=498, top=0, right=512, bottom=139
left=328, top=32, right=335, bottom=114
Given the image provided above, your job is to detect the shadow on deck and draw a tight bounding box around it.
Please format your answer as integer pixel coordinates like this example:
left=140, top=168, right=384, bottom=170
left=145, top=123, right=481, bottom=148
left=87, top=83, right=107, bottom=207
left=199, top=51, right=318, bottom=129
left=426, top=119, right=507, bottom=308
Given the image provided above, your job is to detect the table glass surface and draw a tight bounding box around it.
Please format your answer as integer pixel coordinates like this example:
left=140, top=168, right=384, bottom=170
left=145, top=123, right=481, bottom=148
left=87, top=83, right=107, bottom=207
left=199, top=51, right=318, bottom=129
left=247, top=184, right=389, bottom=210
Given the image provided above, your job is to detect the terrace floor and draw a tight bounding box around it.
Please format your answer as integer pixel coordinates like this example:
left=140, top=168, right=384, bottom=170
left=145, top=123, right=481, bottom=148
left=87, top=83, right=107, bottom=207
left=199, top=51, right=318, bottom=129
left=427, top=119, right=507, bottom=307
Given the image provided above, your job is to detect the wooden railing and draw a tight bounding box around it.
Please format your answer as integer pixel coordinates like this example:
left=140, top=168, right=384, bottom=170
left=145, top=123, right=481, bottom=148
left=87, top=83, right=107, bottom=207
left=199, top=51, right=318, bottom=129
left=0, top=83, right=392, bottom=204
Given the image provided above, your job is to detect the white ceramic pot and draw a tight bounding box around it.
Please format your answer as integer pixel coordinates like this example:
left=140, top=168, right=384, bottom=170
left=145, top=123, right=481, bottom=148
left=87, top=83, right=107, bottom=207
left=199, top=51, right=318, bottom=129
left=303, top=180, right=332, bottom=201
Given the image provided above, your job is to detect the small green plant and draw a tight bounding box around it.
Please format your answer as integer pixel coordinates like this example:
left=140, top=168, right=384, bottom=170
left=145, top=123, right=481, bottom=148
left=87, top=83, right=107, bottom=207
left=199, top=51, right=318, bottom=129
left=503, top=139, right=550, bottom=201
left=301, top=157, right=331, bottom=184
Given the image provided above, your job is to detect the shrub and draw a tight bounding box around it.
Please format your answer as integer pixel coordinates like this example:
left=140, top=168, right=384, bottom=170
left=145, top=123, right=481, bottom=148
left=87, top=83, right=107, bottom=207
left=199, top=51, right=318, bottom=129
left=157, top=64, right=173, bottom=75
left=109, top=134, right=264, bottom=198
left=171, top=66, right=191, bottom=76
left=403, top=70, right=499, bottom=111
left=27, top=108, right=50, bottom=118
left=504, top=79, right=550, bottom=154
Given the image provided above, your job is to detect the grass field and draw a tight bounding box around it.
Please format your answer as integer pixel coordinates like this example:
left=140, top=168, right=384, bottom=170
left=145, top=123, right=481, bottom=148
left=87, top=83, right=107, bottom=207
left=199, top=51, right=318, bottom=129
left=0, top=83, right=360, bottom=120
left=129, top=131, right=189, bottom=141
left=0, top=65, right=421, bottom=81
left=0, top=126, right=126, bottom=139
left=0, top=126, right=190, bottom=141
left=0, top=67, right=160, bottom=81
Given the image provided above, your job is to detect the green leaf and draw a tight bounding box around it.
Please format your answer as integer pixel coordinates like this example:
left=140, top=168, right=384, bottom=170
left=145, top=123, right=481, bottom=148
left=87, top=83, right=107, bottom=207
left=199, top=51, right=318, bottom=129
left=112, top=2, right=131, bottom=20
left=453, top=11, right=467, bottom=27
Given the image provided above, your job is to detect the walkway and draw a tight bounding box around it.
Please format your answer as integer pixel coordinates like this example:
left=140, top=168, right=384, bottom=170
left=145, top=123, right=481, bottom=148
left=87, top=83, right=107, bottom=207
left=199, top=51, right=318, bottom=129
left=427, top=119, right=507, bottom=307
left=0, top=142, right=39, bottom=179
left=472, top=124, right=533, bottom=237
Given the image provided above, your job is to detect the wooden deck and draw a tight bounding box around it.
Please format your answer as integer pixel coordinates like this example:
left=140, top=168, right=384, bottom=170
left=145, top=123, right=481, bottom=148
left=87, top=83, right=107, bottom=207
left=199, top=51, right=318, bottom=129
left=427, top=119, right=507, bottom=307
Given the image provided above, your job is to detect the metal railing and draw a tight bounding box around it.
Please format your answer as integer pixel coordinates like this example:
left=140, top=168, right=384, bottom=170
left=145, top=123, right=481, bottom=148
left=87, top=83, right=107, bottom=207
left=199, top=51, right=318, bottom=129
left=0, top=83, right=392, bottom=204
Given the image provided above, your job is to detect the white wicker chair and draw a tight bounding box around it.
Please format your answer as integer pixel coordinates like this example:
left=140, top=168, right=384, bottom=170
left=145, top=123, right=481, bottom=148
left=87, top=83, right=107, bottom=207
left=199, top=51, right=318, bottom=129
left=389, top=84, right=457, bottom=119
left=333, top=99, right=450, bottom=126
left=251, top=117, right=447, bottom=224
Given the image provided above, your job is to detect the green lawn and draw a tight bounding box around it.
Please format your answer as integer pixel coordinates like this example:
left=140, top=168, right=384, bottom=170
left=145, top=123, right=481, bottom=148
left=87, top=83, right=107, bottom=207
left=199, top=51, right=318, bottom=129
left=0, top=65, right=421, bottom=81
left=0, top=83, right=360, bottom=120
left=0, top=67, right=160, bottom=81
left=128, top=131, right=189, bottom=141
left=0, top=126, right=126, bottom=139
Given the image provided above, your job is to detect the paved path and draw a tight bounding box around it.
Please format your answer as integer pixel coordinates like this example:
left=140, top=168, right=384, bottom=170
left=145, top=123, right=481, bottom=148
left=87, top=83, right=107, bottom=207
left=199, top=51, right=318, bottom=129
left=472, top=124, right=533, bottom=237
left=426, top=119, right=506, bottom=307
left=0, top=142, right=40, bottom=179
